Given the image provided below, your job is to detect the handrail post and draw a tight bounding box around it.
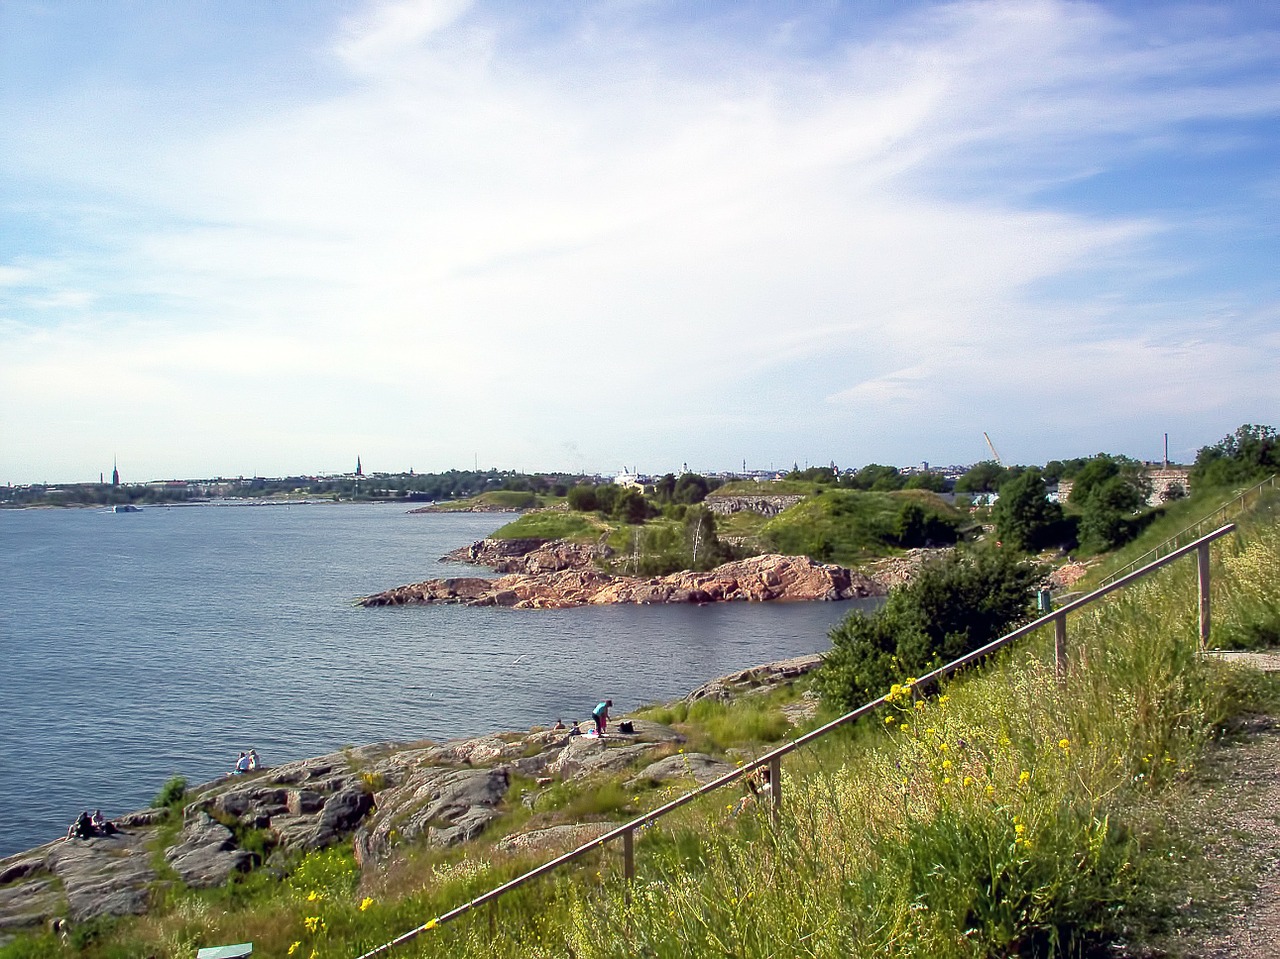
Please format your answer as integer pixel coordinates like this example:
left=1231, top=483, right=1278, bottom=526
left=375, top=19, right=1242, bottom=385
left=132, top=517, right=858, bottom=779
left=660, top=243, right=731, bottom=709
left=769, top=755, right=782, bottom=820
left=1197, top=544, right=1211, bottom=650
left=622, top=827, right=635, bottom=882
left=1053, top=613, right=1068, bottom=684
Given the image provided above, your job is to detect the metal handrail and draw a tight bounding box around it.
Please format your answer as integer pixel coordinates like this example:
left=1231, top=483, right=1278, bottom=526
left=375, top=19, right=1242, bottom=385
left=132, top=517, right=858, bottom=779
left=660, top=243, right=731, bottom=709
left=1099, top=474, right=1276, bottom=588
left=356, top=523, right=1238, bottom=959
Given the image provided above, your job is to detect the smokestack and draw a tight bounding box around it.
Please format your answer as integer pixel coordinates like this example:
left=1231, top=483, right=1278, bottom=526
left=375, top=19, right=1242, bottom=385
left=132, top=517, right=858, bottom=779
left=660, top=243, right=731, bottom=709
left=1164, top=433, right=1169, bottom=468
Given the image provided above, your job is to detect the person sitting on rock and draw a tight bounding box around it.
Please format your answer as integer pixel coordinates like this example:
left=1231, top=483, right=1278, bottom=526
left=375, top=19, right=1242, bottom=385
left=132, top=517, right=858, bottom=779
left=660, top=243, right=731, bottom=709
left=66, top=810, right=94, bottom=840
left=89, top=809, right=117, bottom=835
left=568, top=720, right=582, bottom=736
left=246, top=749, right=260, bottom=770
left=552, top=718, right=566, bottom=730
left=234, top=751, right=251, bottom=774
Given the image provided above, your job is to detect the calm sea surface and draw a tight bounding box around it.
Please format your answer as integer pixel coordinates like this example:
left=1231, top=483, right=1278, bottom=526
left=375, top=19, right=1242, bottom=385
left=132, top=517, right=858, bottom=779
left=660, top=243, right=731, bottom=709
left=0, top=503, right=870, bottom=857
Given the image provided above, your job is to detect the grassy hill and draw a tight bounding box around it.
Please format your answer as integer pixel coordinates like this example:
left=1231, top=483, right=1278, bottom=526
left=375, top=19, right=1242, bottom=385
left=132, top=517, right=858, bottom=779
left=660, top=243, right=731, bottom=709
left=761, top=489, right=965, bottom=565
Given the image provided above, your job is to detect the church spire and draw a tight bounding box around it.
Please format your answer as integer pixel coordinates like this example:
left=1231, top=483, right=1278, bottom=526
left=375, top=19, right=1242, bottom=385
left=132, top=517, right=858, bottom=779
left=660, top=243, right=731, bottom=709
left=356, top=456, right=363, bottom=477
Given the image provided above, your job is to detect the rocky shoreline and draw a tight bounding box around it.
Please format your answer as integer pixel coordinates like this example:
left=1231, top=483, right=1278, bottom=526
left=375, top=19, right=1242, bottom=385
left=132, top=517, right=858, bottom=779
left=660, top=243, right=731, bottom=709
left=0, top=655, right=826, bottom=942
left=360, top=538, right=891, bottom=609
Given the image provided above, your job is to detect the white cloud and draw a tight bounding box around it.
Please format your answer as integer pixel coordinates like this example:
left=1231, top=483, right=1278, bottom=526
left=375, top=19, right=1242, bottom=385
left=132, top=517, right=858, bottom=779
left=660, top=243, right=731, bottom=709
left=1, top=0, right=1277, bottom=480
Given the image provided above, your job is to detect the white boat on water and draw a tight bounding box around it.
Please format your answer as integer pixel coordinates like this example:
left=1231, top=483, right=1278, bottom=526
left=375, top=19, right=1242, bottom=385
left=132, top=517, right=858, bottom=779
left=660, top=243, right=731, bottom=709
left=111, top=504, right=142, bottom=513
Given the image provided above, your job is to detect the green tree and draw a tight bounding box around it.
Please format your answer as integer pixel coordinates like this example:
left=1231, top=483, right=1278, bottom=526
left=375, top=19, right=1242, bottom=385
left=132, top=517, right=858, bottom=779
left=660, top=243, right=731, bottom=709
left=615, top=488, right=652, bottom=524
left=1068, top=454, right=1150, bottom=552
left=903, top=471, right=947, bottom=492
left=955, top=461, right=1007, bottom=494
left=674, top=473, right=710, bottom=504
left=893, top=501, right=961, bottom=548
left=818, top=550, right=1043, bottom=712
left=991, top=469, right=1064, bottom=552
left=844, top=464, right=905, bottom=491
left=567, top=485, right=598, bottom=512
left=1191, top=423, right=1279, bottom=488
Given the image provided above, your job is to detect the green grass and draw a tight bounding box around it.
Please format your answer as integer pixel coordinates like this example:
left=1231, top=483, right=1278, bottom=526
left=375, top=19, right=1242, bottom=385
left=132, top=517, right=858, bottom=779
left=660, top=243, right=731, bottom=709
left=429, top=490, right=544, bottom=511
left=762, top=489, right=963, bottom=565
left=489, top=511, right=605, bottom=542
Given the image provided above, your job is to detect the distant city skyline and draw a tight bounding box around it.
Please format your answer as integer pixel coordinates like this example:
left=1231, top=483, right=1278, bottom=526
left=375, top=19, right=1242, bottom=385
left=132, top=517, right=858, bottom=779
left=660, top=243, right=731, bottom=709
left=3, top=1, right=1277, bottom=485
left=7, top=434, right=1214, bottom=489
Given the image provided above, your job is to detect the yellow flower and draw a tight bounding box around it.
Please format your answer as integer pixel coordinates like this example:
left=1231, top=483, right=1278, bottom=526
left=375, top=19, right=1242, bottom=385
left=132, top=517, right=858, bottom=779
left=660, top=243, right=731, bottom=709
left=938, top=695, right=950, bottom=705
left=303, top=916, right=323, bottom=934
left=425, top=919, right=439, bottom=930
left=963, top=776, right=974, bottom=787
left=884, top=714, right=896, bottom=724
left=986, top=784, right=995, bottom=798
left=943, top=776, right=952, bottom=784
left=360, top=897, right=375, bottom=911
left=941, top=759, right=952, bottom=769
left=306, top=890, right=320, bottom=902
left=1015, top=822, right=1026, bottom=835
left=914, top=701, right=925, bottom=711
left=288, top=943, right=301, bottom=956
left=1058, top=738, right=1070, bottom=750
left=938, top=742, right=948, bottom=752
left=1018, top=771, right=1030, bottom=786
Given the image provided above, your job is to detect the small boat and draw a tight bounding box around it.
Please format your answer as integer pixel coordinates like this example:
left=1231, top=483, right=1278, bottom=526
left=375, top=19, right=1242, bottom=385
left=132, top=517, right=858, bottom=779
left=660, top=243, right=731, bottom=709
left=111, top=504, right=142, bottom=513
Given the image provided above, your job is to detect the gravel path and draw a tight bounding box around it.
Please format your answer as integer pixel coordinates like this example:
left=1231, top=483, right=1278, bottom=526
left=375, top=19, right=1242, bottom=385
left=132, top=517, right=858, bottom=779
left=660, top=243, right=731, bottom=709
left=1162, top=714, right=1280, bottom=958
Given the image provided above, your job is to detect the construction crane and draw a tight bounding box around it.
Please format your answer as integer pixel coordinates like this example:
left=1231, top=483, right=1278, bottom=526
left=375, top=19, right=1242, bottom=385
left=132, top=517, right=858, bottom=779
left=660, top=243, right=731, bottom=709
left=983, top=432, right=1003, bottom=466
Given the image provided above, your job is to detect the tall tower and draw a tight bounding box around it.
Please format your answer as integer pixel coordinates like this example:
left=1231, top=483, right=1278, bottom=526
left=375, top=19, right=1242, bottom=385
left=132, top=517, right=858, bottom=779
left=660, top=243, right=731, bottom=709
left=356, top=456, right=363, bottom=477
left=111, top=458, right=119, bottom=487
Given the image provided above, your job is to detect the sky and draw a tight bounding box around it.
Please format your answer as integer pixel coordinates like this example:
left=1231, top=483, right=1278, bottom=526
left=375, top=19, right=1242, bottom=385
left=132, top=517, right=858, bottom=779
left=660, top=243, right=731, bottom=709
left=2, top=0, right=1277, bottom=484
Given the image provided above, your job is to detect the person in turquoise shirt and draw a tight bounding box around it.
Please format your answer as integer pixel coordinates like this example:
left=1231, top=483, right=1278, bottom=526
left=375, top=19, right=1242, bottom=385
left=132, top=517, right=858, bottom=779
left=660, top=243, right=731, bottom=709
left=592, top=699, right=612, bottom=736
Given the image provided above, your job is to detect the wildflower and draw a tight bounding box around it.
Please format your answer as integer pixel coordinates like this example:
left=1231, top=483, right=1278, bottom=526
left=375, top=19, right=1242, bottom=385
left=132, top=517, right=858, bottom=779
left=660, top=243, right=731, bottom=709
left=938, top=695, right=950, bottom=705
left=288, top=943, right=301, bottom=956
left=941, top=759, right=952, bottom=769
left=1058, top=738, right=1069, bottom=750
left=986, top=784, right=995, bottom=798
left=943, top=777, right=952, bottom=784
left=963, top=776, right=974, bottom=787
left=425, top=919, right=439, bottom=930
left=304, top=916, right=324, bottom=934
left=938, top=742, right=948, bottom=752
left=360, top=897, right=375, bottom=911
left=914, top=701, right=924, bottom=712
left=884, top=714, right=896, bottom=724
left=1018, top=771, right=1030, bottom=786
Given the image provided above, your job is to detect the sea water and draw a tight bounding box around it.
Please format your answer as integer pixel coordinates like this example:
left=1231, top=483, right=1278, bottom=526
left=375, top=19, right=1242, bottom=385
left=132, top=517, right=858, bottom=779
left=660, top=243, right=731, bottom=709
left=0, top=503, right=871, bottom=856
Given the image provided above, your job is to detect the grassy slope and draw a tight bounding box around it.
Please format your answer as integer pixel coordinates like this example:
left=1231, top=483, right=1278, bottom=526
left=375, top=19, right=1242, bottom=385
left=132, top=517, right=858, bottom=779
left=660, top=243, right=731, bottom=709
left=487, top=510, right=607, bottom=542
left=762, top=489, right=963, bottom=565
left=1079, top=484, right=1278, bottom=588
left=428, top=491, right=552, bottom=511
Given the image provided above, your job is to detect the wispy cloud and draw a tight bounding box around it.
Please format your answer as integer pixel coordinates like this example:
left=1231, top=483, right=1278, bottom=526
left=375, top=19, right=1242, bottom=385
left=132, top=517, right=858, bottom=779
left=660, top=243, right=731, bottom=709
left=1, top=0, right=1276, bottom=481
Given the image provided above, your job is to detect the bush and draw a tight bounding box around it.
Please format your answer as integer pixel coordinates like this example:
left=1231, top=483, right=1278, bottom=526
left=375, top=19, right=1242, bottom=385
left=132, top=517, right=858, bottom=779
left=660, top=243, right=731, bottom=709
left=152, top=776, right=188, bottom=810
left=819, top=549, right=1043, bottom=711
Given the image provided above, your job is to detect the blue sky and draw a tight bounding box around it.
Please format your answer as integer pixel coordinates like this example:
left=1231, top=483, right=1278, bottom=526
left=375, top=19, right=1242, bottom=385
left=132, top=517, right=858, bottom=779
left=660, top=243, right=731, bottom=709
left=2, top=0, right=1277, bottom=484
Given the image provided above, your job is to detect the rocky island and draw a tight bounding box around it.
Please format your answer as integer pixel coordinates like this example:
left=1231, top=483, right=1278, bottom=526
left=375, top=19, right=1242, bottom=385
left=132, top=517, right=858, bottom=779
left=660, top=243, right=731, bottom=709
left=359, top=537, right=887, bottom=609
